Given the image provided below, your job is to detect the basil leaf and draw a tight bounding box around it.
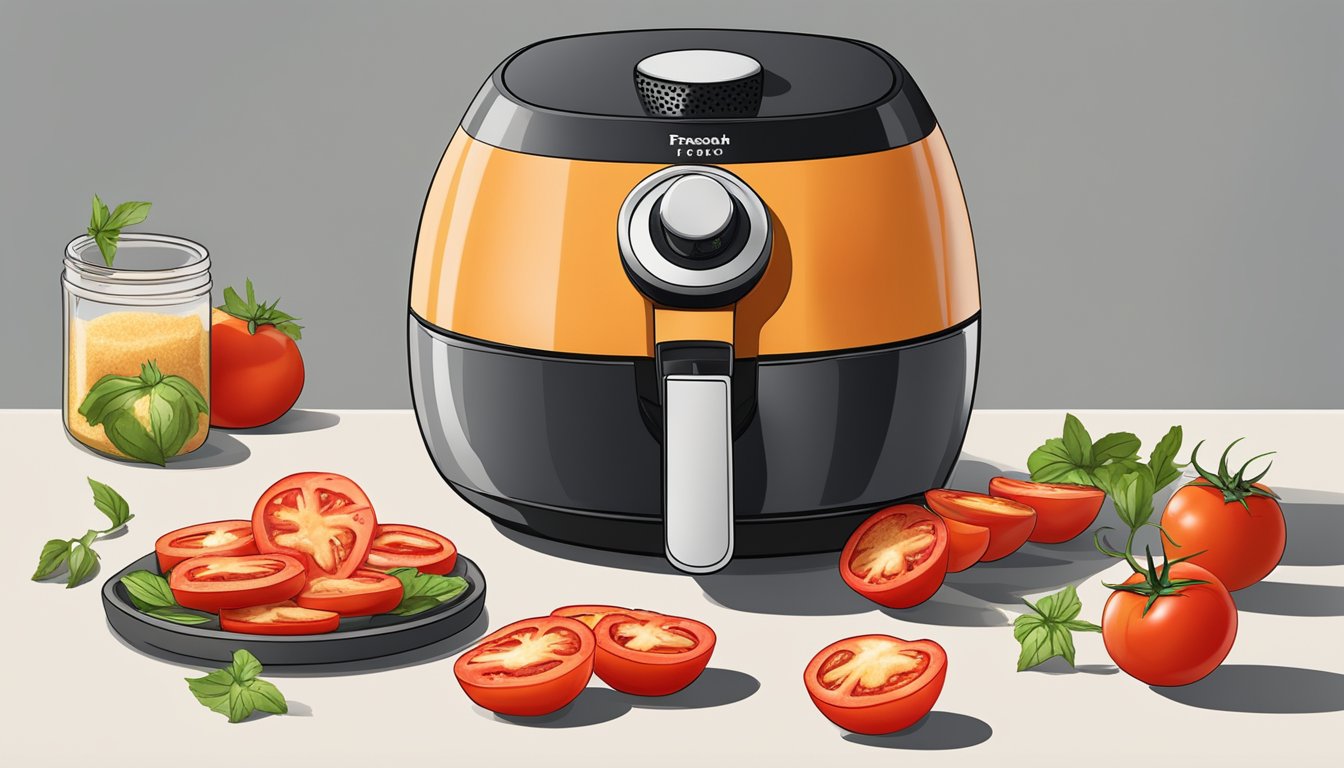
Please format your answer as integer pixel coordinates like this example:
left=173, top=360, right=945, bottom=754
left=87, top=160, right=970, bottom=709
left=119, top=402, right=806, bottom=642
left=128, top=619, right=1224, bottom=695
left=87, top=478, right=133, bottom=530
left=106, top=201, right=151, bottom=230
left=1148, top=425, right=1184, bottom=490
left=1092, top=460, right=1142, bottom=496
left=244, top=679, right=289, bottom=716
left=148, top=383, right=194, bottom=457
left=90, top=194, right=109, bottom=230
left=1014, top=586, right=1102, bottom=671
left=228, top=649, right=264, bottom=682
left=1027, top=438, right=1091, bottom=484
left=65, top=542, right=99, bottom=588
left=1091, top=431, right=1140, bottom=464
left=102, top=409, right=166, bottom=466
left=78, top=375, right=148, bottom=425
left=187, top=650, right=287, bottom=723
left=93, top=228, right=121, bottom=267
left=390, top=595, right=446, bottom=616
left=145, top=607, right=212, bottom=625
left=1061, top=414, right=1094, bottom=467
left=32, top=539, right=72, bottom=580
left=387, top=568, right=468, bottom=615
left=1111, top=467, right=1156, bottom=530
left=120, top=570, right=176, bottom=610
left=161, top=375, right=209, bottom=415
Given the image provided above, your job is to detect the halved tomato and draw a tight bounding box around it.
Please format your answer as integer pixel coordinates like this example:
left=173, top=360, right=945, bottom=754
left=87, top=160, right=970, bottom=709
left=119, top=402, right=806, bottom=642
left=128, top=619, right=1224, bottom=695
left=363, top=524, right=457, bottom=575
left=454, top=616, right=595, bottom=716
left=252, top=472, right=377, bottom=579
left=804, top=635, right=947, bottom=735
left=550, top=604, right=659, bottom=629
left=592, top=612, right=716, bottom=696
left=295, top=569, right=404, bottom=616
left=925, top=489, right=1036, bottom=561
left=220, top=601, right=341, bottom=635
left=989, top=477, right=1105, bottom=543
left=839, top=505, right=949, bottom=608
left=168, top=553, right=307, bottom=612
left=155, top=520, right=257, bottom=571
left=944, top=517, right=990, bottom=573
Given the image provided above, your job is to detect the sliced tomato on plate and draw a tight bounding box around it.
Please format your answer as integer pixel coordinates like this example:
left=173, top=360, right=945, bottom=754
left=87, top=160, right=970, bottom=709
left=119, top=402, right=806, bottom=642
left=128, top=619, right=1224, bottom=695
left=295, top=569, right=404, bottom=616
left=363, top=524, right=457, bottom=575
left=989, top=477, right=1105, bottom=543
left=220, top=600, right=341, bottom=635
left=454, top=616, right=595, bottom=716
left=155, top=520, right=257, bottom=571
left=168, top=553, right=307, bottom=612
left=550, top=604, right=658, bottom=629
left=252, top=472, right=377, bottom=579
left=925, top=489, right=1036, bottom=561
left=839, top=505, right=949, bottom=608
left=592, top=612, right=715, bottom=696
left=943, top=517, right=990, bottom=573
left=804, top=635, right=947, bottom=735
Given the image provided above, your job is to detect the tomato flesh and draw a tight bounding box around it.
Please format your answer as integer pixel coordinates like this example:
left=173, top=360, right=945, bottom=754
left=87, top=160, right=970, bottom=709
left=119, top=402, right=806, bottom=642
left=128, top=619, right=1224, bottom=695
left=840, top=505, right=949, bottom=608
left=1102, top=562, right=1237, bottom=686
left=549, top=604, right=655, bottom=630
left=155, top=520, right=258, bottom=571
left=454, top=617, right=595, bottom=716
left=593, top=612, right=716, bottom=696
left=1158, top=483, right=1285, bottom=591
left=253, top=472, right=377, bottom=579
left=989, top=477, right=1105, bottom=544
left=220, top=600, right=340, bottom=635
left=363, top=524, right=457, bottom=575
left=168, top=553, right=307, bottom=612
left=210, top=310, right=305, bottom=429
left=804, top=635, right=947, bottom=735
left=295, top=569, right=404, bottom=616
left=925, top=489, right=1036, bottom=561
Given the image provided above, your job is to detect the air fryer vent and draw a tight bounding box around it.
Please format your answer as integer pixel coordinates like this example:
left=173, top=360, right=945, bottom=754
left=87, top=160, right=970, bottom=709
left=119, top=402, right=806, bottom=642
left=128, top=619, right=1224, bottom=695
left=636, top=71, right=764, bottom=118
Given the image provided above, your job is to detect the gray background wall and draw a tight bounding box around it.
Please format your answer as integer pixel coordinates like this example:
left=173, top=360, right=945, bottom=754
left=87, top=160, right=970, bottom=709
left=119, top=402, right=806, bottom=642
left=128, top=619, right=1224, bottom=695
left=2, top=0, right=1339, bottom=409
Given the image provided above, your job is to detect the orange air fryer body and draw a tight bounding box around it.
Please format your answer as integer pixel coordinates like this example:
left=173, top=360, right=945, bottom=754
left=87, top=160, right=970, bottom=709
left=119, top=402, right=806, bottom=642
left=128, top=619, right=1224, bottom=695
left=409, top=30, right=979, bottom=573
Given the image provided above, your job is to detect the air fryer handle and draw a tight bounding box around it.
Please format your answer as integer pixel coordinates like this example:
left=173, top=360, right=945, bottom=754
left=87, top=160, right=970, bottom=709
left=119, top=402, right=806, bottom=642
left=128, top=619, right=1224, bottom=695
left=657, top=342, right=734, bottom=573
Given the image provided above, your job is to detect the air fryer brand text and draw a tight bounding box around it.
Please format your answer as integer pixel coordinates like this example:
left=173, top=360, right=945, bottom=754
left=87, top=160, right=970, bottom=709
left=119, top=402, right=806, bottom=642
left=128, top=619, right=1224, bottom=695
left=669, top=134, right=730, bottom=157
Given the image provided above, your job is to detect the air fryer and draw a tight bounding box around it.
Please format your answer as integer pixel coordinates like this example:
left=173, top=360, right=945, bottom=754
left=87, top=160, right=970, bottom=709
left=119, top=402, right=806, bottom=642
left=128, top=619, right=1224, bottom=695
left=408, top=29, right=980, bottom=574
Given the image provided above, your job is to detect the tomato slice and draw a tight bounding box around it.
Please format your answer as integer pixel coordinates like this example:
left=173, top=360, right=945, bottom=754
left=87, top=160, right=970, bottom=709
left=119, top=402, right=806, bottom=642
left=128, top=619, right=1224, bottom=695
left=839, top=505, right=949, bottom=608
left=454, top=617, right=595, bottom=716
left=804, top=635, right=948, bottom=734
left=252, top=472, right=378, bottom=579
left=363, top=524, right=457, bottom=575
left=295, top=569, right=404, bottom=616
left=550, top=604, right=660, bottom=629
left=220, top=600, right=341, bottom=635
left=592, top=612, right=716, bottom=696
left=988, top=477, right=1105, bottom=544
left=925, top=489, right=1036, bottom=561
left=155, top=520, right=258, bottom=571
left=168, top=553, right=307, bottom=612
left=943, top=517, right=990, bottom=573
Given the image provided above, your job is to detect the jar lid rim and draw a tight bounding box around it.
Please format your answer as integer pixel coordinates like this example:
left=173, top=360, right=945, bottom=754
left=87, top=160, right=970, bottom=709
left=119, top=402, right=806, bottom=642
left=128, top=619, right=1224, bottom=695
left=64, top=233, right=210, bottom=280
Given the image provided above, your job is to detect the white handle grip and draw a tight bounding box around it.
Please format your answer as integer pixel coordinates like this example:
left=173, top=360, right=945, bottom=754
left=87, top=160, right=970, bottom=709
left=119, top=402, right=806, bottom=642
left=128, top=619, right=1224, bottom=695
left=662, top=374, right=734, bottom=573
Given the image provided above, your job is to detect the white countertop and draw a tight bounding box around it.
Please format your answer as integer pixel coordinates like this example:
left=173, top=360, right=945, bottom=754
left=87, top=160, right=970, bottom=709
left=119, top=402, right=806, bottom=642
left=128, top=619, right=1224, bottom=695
left=2, top=409, right=1340, bottom=766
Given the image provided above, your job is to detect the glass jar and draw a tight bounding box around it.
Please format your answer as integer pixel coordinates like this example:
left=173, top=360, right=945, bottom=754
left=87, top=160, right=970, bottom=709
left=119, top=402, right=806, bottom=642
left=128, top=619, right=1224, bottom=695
left=62, top=233, right=212, bottom=463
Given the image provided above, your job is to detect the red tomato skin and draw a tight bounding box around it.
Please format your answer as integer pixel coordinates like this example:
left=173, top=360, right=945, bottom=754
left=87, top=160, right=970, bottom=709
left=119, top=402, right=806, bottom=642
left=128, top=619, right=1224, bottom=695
left=1159, top=483, right=1285, bottom=591
left=210, top=312, right=304, bottom=429
left=168, top=554, right=307, bottom=612
left=363, top=524, right=458, bottom=575
left=943, top=517, right=990, bottom=573
left=804, top=636, right=947, bottom=735
left=592, top=613, right=716, bottom=696
left=988, top=477, right=1106, bottom=544
left=925, top=490, right=1036, bottom=561
left=154, top=520, right=258, bottom=572
left=840, top=505, right=950, bottom=608
left=1102, top=562, right=1237, bottom=686
left=454, top=617, right=595, bottom=717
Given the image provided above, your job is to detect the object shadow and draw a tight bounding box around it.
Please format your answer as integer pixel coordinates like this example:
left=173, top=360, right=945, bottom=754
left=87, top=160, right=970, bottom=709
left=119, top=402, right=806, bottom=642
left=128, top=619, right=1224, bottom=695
left=1278, top=489, right=1344, bottom=566
left=165, top=431, right=251, bottom=469
left=1232, top=581, right=1344, bottom=617
left=484, top=668, right=759, bottom=727
left=492, top=522, right=679, bottom=576
left=109, top=608, right=491, bottom=677
left=879, top=591, right=1008, bottom=627
left=842, top=711, right=993, bottom=750
left=222, top=409, right=341, bottom=435
left=242, top=700, right=313, bottom=721
left=1026, top=658, right=1119, bottom=676
left=1150, top=665, right=1344, bottom=713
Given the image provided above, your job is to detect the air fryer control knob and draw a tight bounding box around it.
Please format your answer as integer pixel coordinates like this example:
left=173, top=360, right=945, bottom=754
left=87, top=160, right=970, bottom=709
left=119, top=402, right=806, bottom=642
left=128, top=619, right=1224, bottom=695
left=658, top=174, right=737, bottom=258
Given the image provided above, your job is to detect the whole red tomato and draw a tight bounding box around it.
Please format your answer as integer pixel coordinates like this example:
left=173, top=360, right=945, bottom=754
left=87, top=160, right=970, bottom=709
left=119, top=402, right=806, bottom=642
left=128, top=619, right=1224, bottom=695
left=1158, top=440, right=1285, bottom=592
left=1102, top=561, right=1236, bottom=686
left=210, top=280, right=304, bottom=428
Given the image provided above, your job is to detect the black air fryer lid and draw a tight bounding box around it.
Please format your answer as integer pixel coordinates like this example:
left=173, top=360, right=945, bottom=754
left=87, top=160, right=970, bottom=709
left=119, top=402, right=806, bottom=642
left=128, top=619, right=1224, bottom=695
left=461, top=29, right=937, bottom=163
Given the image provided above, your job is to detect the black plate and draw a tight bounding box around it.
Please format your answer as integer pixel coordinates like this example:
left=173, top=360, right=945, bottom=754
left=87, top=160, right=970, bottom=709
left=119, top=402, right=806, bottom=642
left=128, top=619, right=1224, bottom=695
left=102, top=553, right=487, bottom=665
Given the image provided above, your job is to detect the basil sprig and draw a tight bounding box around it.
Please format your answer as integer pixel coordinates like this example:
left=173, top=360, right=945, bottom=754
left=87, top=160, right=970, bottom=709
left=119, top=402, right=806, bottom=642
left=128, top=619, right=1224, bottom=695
left=386, top=567, right=469, bottom=616
left=1013, top=585, right=1102, bottom=671
left=78, top=360, right=208, bottom=465
left=120, top=570, right=211, bottom=625
left=186, top=650, right=288, bottom=723
left=88, top=194, right=151, bottom=267
left=32, top=478, right=135, bottom=588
